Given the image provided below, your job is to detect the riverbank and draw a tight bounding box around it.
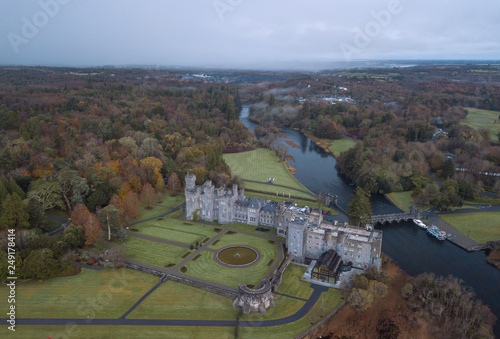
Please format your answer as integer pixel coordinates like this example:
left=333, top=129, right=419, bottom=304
left=317, top=260, right=435, bottom=339
left=304, top=133, right=356, bottom=158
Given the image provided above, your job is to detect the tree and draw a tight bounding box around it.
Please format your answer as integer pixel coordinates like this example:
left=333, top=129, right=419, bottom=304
left=62, top=225, right=85, bottom=249
left=348, top=288, right=374, bottom=311
left=140, top=183, right=157, bottom=209
left=122, top=191, right=140, bottom=222
left=109, top=194, right=125, bottom=222
left=71, top=204, right=101, bottom=246
left=27, top=180, right=64, bottom=211
left=348, top=187, right=372, bottom=226
left=167, top=172, right=181, bottom=191
left=0, top=193, right=29, bottom=229
left=97, top=205, right=123, bottom=241
left=56, top=170, right=89, bottom=211
left=441, top=158, right=455, bottom=179
left=20, top=248, right=60, bottom=279
left=27, top=199, right=48, bottom=231
left=84, top=213, right=101, bottom=246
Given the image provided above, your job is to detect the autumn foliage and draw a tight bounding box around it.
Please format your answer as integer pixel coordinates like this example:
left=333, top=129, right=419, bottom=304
left=70, top=204, right=101, bottom=246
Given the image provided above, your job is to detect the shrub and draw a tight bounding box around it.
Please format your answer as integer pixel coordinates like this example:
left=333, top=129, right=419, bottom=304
left=348, top=288, right=374, bottom=311
left=352, top=275, right=370, bottom=290
left=369, top=281, right=389, bottom=299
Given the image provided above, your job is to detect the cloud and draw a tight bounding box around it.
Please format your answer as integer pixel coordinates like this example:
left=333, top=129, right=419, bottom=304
left=0, top=0, right=498, bottom=68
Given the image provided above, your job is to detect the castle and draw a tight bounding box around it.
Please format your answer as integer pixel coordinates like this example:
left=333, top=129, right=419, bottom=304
left=185, top=174, right=382, bottom=270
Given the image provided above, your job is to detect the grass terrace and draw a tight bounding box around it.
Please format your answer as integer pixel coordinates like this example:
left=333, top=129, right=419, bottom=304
left=223, top=148, right=315, bottom=198
left=275, top=264, right=313, bottom=299
left=123, top=236, right=187, bottom=267
left=462, top=107, right=500, bottom=142
left=134, top=191, right=185, bottom=221
left=133, top=218, right=217, bottom=245
left=439, top=212, right=500, bottom=244
left=0, top=268, right=158, bottom=319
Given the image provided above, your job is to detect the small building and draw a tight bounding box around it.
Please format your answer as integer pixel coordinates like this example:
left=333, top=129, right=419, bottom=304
left=311, top=249, right=343, bottom=283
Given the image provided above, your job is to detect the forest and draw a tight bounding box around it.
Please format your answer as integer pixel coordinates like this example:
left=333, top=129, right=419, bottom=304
left=0, top=67, right=253, bottom=279
left=247, top=65, right=500, bottom=210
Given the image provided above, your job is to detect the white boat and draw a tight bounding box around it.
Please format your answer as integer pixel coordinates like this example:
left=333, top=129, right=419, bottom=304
left=413, top=219, right=428, bottom=229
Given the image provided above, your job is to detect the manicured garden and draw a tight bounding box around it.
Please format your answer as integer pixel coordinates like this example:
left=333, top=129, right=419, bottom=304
left=182, top=232, right=278, bottom=288
left=0, top=268, right=158, bottom=319
left=462, top=107, right=500, bottom=142
left=123, top=236, right=187, bottom=267
left=439, top=212, right=500, bottom=244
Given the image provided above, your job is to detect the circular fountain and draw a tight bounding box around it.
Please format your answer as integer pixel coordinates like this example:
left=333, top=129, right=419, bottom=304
left=215, top=245, right=260, bottom=267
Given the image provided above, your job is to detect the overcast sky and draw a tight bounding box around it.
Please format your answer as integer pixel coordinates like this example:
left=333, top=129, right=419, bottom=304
left=1, top=0, right=499, bottom=69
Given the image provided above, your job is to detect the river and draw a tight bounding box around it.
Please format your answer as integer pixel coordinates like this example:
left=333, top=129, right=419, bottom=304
left=239, top=106, right=500, bottom=336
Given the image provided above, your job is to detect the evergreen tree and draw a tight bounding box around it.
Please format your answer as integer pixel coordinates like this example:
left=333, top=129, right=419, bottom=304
left=0, top=193, right=29, bottom=229
left=441, top=158, right=455, bottom=179
left=20, top=248, right=60, bottom=279
left=27, top=199, right=48, bottom=230
left=62, top=225, right=85, bottom=249
left=348, top=187, right=372, bottom=227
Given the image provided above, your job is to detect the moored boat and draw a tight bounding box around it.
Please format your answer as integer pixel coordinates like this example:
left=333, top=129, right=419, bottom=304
left=413, top=219, right=428, bottom=229
left=427, top=225, right=446, bottom=240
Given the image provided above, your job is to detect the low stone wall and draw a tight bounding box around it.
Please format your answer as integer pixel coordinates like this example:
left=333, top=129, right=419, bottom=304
left=125, top=263, right=164, bottom=277
left=295, top=301, right=346, bottom=339
left=271, top=255, right=291, bottom=292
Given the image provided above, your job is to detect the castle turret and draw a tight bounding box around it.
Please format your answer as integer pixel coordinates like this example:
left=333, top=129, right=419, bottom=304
left=185, top=173, right=196, bottom=191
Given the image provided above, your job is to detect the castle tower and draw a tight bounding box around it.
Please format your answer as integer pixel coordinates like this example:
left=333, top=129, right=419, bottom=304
left=185, top=173, right=196, bottom=191
left=185, top=174, right=199, bottom=221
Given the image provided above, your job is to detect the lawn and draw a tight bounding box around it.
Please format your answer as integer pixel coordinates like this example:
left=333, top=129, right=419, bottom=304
left=386, top=191, right=416, bottom=212
left=183, top=233, right=278, bottom=288
left=223, top=148, right=314, bottom=196
left=135, top=218, right=217, bottom=245
left=128, top=280, right=237, bottom=320
left=462, top=107, right=500, bottom=142
left=0, top=268, right=159, bottom=319
left=328, top=138, right=356, bottom=157
left=133, top=191, right=185, bottom=221
left=439, top=212, right=500, bottom=244
left=123, top=236, right=187, bottom=267
left=11, top=326, right=235, bottom=339
left=245, top=181, right=316, bottom=200
left=275, top=264, right=313, bottom=299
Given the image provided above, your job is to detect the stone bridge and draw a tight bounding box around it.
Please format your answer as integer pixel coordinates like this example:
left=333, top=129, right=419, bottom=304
left=371, top=210, right=421, bottom=224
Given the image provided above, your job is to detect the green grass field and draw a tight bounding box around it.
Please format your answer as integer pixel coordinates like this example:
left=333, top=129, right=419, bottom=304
left=10, top=326, right=235, bottom=339
left=123, top=236, right=187, bottom=267
left=386, top=191, right=415, bottom=212
left=275, top=264, right=313, bottom=299
left=135, top=218, right=217, bottom=245
left=223, top=149, right=315, bottom=198
left=0, top=268, right=158, bottom=319
left=245, top=182, right=315, bottom=200
left=133, top=192, right=185, bottom=221
left=183, top=232, right=278, bottom=288
left=328, top=138, right=356, bottom=157
left=128, top=280, right=237, bottom=320
left=462, top=107, right=500, bottom=142
left=439, top=212, right=500, bottom=244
